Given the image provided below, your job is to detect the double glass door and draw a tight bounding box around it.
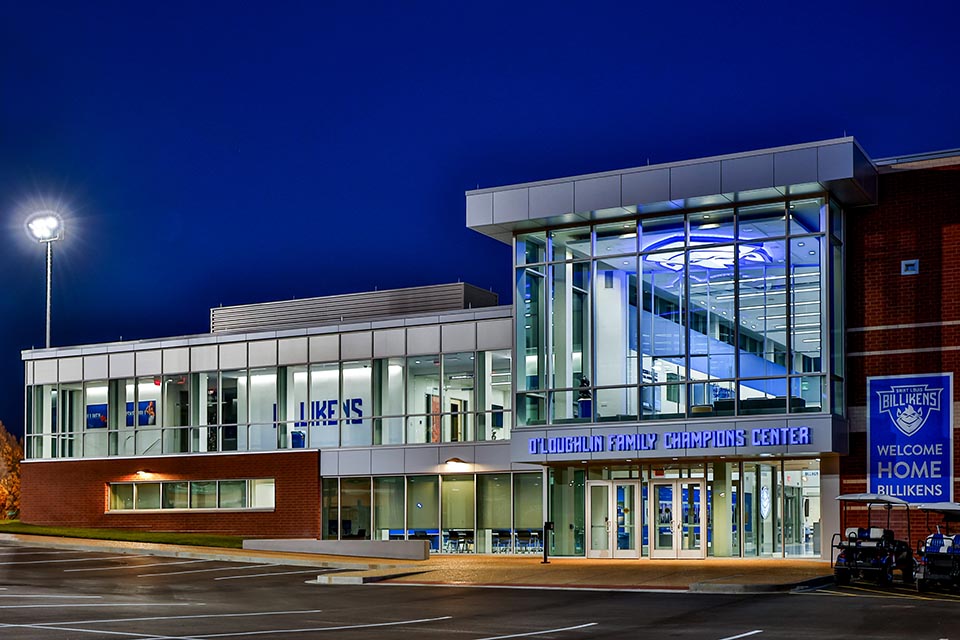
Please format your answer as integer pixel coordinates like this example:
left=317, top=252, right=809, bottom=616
left=586, top=481, right=640, bottom=558
left=650, top=479, right=706, bottom=559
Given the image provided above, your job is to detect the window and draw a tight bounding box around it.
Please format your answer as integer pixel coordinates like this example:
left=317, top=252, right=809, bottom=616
left=107, top=478, right=274, bottom=511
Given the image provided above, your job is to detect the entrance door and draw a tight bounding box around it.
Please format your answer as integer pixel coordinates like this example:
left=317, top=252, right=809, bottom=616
left=649, top=479, right=706, bottom=559
left=586, top=481, right=641, bottom=558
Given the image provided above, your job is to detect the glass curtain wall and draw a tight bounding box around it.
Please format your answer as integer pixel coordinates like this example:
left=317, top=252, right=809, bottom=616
left=27, top=347, right=513, bottom=459
left=516, top=197, right=834, bottom=424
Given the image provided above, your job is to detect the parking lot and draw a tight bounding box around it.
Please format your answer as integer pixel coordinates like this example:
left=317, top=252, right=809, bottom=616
left=2, top=541, right=960, bottom=639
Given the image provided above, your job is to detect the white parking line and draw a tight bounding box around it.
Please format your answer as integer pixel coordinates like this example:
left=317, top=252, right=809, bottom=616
left=137, top=564, right=278, bottom=578
left=474, top=623, right=598, bottom=640
left=0, top=623, right=190, bottom=640
left=65, top=560, right=212, bottom=573
left=0, top=595, right=104, bottom=599
left=46, top=609, right=325, bottom=626
left=0, top=602, right=198, bottom=610
left=719, top=631, right=763, bottom=640
left=0, top=615, right=452, bottom=640
left=0, top=554, right=148, bottom=565
left=0, top=550, right=90, bottom=556
left=191, top=615, right=454, bottom=637
left=214, top=569, right=328, bottom=581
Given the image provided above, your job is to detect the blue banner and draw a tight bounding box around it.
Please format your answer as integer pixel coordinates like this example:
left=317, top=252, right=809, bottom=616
left=86, top=404, right=108, bottom=429
left=868, top=373, right=954, bottom=502
left=126, top=400, right=157, bottom=427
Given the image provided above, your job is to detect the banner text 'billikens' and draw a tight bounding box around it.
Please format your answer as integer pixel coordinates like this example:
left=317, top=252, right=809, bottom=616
left=527, top=426, right=810, bottom=455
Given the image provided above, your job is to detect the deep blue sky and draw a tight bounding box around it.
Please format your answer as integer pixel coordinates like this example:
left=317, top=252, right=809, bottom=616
left=2, top=2, right=959, bottom=437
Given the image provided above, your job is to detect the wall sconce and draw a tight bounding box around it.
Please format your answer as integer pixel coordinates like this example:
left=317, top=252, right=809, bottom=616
left=135, top=470, right=154, bottom=478
left=444, top=457, right=470, bottom=472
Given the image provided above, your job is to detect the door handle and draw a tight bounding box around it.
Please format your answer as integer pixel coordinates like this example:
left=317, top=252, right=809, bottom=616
left=605, top=518, right=612, bottom=533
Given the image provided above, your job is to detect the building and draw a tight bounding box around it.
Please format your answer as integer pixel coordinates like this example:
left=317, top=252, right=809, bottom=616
left=19, top=138, right=960, bottom=561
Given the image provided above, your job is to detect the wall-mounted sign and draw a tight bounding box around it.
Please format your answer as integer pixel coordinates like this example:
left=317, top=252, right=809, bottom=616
left=868, top=373, right=953, bottom=502
left=86, top=404, right=108, bottom=429
left=527, top=426, right=811, bottom=455
left=759, top=485, right=771, bottom=520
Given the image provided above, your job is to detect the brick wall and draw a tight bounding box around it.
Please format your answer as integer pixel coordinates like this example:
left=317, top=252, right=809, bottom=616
left=20, top=450, right=321, bottom=538
left=843, top=165, right=960, bottom=531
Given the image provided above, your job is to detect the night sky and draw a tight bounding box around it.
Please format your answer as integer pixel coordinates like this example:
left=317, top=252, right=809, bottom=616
left=2, top=2, right=959, bottom=438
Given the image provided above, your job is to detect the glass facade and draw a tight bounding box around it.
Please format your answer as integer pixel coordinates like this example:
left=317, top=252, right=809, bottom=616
left=516, top=198, right=840, bottom=425
left=547, top=460, right=822, bottom=558
left=322, top=472, right=543, bottom=554
left=25, top=348, right=512, bottom=459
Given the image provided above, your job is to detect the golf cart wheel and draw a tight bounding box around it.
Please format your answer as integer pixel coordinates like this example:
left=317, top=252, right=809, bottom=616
left=877, top=562, right=894, bottom=587
left=834, top=569, right=850, bottom=586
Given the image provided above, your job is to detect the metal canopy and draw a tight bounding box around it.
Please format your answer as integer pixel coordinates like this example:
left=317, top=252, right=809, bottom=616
left=916, top=502, right=960, bottom=519
left=466, top=137, right=878, bottom=244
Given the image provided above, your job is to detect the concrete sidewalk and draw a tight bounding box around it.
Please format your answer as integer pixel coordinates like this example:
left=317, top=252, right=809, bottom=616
left=0, top=533, right=833, bottom=593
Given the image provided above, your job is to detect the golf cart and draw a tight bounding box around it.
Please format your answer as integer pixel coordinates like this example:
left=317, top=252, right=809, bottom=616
left=832, top=493, right=914, bottom=587
left=914, top=502, right=960, bottom=592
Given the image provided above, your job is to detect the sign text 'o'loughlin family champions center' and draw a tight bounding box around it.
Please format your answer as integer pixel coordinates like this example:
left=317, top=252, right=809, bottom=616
left=528, top=426, right=812, bottom=455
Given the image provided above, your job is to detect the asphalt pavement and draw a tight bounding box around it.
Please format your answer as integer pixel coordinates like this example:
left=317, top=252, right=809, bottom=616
left=1, top=541, right=960, bottom=639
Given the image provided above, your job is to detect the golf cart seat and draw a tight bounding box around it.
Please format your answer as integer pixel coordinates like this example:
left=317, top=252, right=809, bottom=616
left=924, top=533, right=952, bottom=554
left=841, top=527, right=890, bottom=548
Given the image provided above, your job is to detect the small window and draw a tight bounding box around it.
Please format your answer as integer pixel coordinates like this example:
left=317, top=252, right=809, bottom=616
left=250, top=479, right=276, bottom=509
left=191, top=481, right=218, bottom=509
left=218, top=480, right=247, bottom=509
left=901, top=259, right=919, bottom=275
left=162, top=482, right=189, bottom=509
left=110, top=484, right=134, bottom=510
left=135, top=483, right=161, bottom=510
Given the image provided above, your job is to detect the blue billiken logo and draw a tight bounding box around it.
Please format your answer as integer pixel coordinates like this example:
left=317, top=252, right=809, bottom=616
left=527, top=426, right=810, bottom=455
left=876, top=383, right=942, bottom=436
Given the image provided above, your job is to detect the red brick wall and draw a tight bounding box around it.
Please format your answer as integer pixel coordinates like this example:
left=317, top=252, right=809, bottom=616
left=20, top=450, right=320, bottom=538
left=843, top=166, right=960, bottom=532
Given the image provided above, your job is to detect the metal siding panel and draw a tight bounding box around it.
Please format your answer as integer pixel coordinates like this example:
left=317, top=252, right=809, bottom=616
left=774, top=147, right=818, bottom=186
left=338, top=449, right=372, bottom=476
left=219, top=343, right=247, bottom=370
left=476, top=318, right=513, bottom=351
left=341, top=332, right=372, bottom=359
left=574, top=175, right=620, bottom=212
left=373, top=329, right=405, bottom=358
left=621, top=169, right=670, bottom=206
left=492, top=188, right=529, bottom=223
left=278, top=337, right=309, bottom=365
left=406, top=325, right=440, bottom=355
left=371, top=448, right=405, bottom=475
left=83, top=355, right=108, bottom=380
left=248, top=340, right=278, bottom=367
left=34, top=359, right=58, bottom=384
left=135, top=350, right=162, bottom=376
left=309, top=335, right=340, bottom=362
left=529, top=182, right=574, bottom=219
left=466, top=192, right=494, bottom=227
left=25, top=361, right=34, bottom=386
left=818, top=142, right=854, bottom=182
left=404, top=446, right=440, bottom=474
left=58, top=357, right=83, bottom=382
left=191, top=345, right=219, bottom=372
left=670, top=161, right=721, bottom=200
left=109, top=352, right=136, bottom=378
left=162, top=348, right=190, bottom=374
left=473, top=442, right=513, bottom=471
left=320, top=450, right=340, bottom=476
left=441, top=322, right=476, bottom=352
left=721, top=154, right=775, bottom=193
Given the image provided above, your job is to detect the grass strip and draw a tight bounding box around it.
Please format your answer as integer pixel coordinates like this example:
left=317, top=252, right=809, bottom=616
left=0, top=520, right=244, bottom=548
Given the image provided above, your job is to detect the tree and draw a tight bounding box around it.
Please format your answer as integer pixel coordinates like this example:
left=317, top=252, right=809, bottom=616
left=0, top=421, right=22, bottom=518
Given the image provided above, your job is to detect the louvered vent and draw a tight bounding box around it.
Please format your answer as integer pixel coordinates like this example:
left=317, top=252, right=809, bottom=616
left=210, top=283, right=498, bottom=333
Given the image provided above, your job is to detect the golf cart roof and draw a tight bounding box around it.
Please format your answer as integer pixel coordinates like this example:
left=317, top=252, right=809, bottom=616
left=916, top=502, right=960, bottom=520
left=836, top=493, right=910, bottom=506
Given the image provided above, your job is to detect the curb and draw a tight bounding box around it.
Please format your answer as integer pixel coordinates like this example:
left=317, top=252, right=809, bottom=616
left=0, top=533, right=413, bottom=572
left=308, top=570, right=429, bottom=585
left=689, top=574, right=835, bottom=594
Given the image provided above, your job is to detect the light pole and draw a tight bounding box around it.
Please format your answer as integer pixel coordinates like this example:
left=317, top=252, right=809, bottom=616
left=26, top=211, right=63, bottom=348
